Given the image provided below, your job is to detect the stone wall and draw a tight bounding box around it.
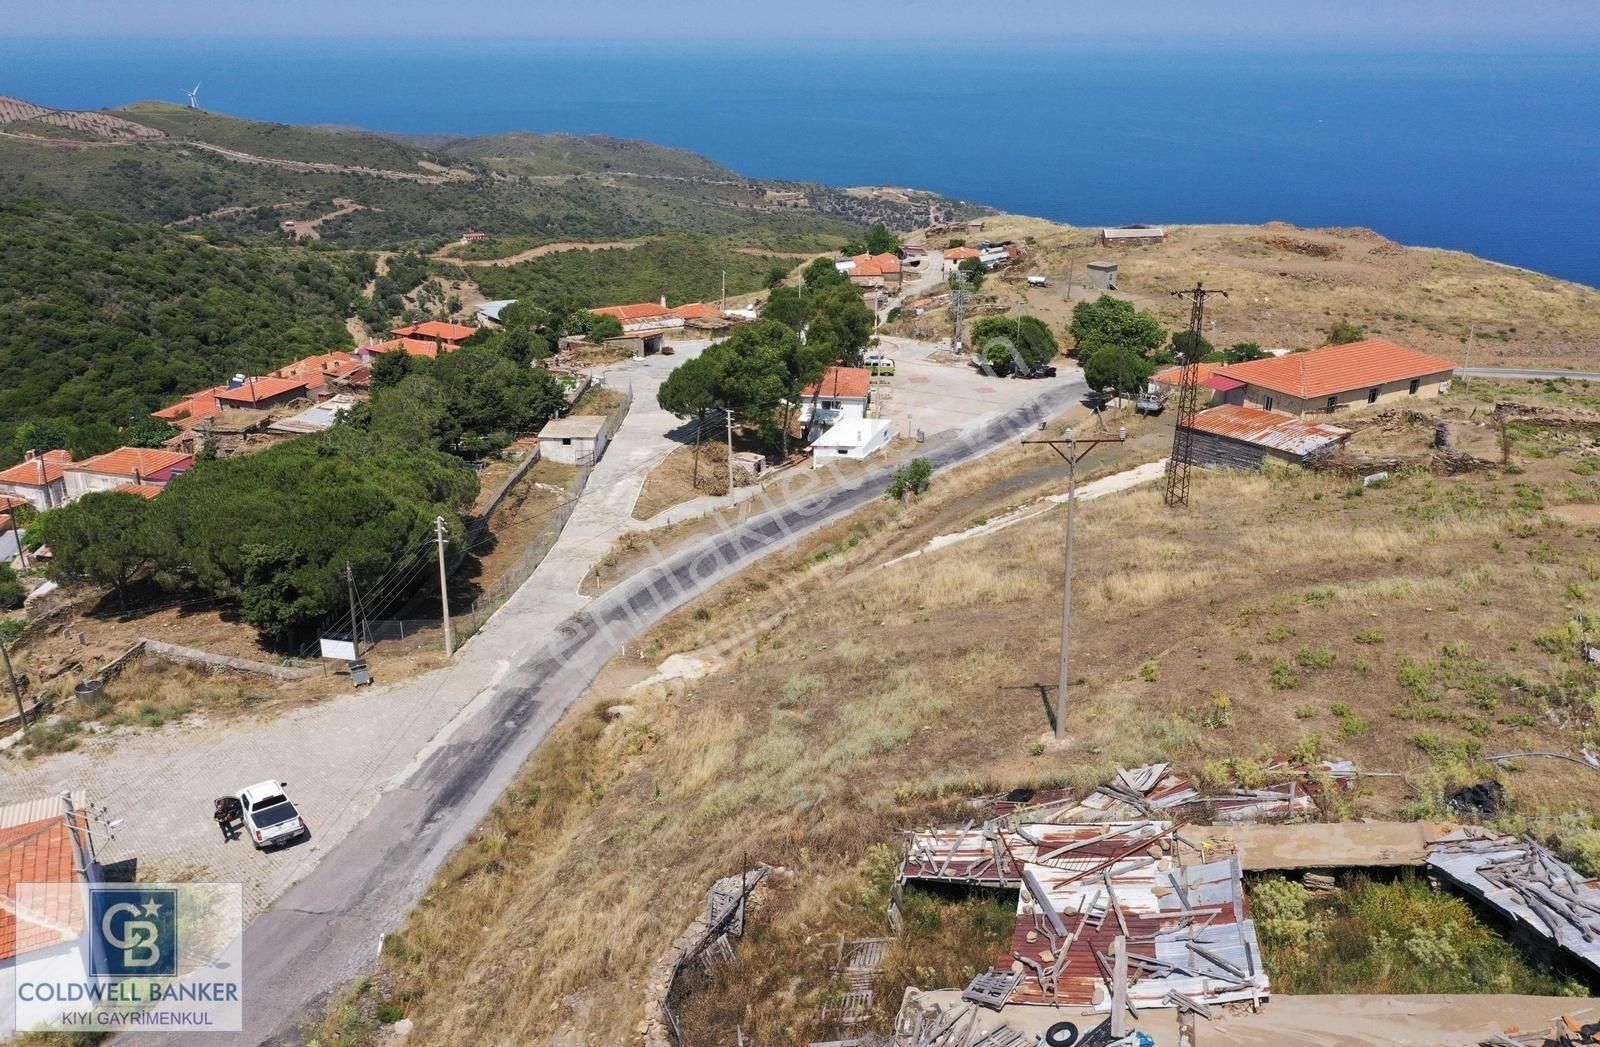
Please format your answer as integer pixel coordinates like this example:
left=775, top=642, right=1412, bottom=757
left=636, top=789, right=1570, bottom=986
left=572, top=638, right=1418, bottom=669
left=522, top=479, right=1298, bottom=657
left=641, top=865, right=775, bottom=1047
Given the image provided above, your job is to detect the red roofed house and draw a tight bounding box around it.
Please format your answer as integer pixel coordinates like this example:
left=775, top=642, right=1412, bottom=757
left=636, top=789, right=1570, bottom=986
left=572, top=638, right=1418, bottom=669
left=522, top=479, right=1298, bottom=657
left=0, top=450, right=72, bottom=510
left=837, top=253, right=903, bottom=292
left=391, top=320, right=477, bottom=346
left=1148, top=362, right=1245, bottom=409
left=212, top=375, right=316, bottom=411
left=799, top=366, right=873, bottom=441
left=153, top=386, right=229, bottom=431
left=591, top=302, right=685, bottom=355
left=667, top=302, right=723, bottom=322
left=1213, top=339, right=1457, bottom=418
left=0, top=792, right=98, bottom=1030
left=62, top=448, right=194, bottom=502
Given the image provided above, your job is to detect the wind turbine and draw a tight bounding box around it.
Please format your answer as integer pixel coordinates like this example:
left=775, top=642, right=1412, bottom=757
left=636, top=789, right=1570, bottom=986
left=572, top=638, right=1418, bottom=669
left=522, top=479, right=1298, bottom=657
left=185, top=82, right=202, bottom=110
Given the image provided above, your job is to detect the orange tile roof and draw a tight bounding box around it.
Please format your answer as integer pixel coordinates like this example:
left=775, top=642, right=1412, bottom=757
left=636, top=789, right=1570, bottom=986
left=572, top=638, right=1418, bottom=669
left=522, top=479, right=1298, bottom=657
left=846, top=252, right=902, bottom=278
left=1215, top=339, right=1457, bottom=400
left=0, top=815, right=85, bottom=962
left=273, top=351, right=364, bottom=381
left=1151, top=362, right=1226, bottom=386
left=391, top=320, right=476, bottom=342
left=802, top=366, right=872, bottom=401
left=0, top=452, right=71, bottom=488
left=944, top=246, right=981, bottom=260
left=592, top=303, right=674, bottom=323
left=114, top=483, right=165, bottom=500
left=215, top=375, right=313, bottom=405
left=67, top=447, right=193, bottom=481
left=668, top=302, right=722, bottom=321
left=364, top=337, right=453, bottom=359
left=154, top=386, right=229, bottom=428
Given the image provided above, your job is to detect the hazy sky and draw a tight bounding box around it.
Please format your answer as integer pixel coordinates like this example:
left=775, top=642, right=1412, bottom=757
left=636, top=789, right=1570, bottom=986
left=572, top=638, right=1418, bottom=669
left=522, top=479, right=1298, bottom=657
left=10, top=0, right=1600, bottom=42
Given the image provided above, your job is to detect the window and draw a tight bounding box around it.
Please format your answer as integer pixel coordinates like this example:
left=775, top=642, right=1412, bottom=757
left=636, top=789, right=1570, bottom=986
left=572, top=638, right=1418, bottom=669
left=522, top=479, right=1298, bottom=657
left=1409, top=378, right=1421, bottom=395
left=562, top=437, right=572, bottom=446
left=1367, top=387, right=1380, bottom=404
left=823, top=399, right=842, bottom=411
left=1263, top=396, right=1275, bottom=412
left=1326, top=396, right=1338, bottom=412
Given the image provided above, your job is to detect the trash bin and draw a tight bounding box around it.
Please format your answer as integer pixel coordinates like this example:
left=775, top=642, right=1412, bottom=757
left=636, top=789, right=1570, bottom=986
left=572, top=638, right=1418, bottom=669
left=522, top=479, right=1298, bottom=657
left=348, top=660, right=372, bottom=687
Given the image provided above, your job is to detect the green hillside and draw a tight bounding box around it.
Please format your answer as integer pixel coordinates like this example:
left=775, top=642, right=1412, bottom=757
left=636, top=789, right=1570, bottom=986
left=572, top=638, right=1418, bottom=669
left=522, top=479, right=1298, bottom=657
left=441, top=131, right=733, bottom=179
left=0, top=201, right=368, bottom=458
left=0, top=98, right=981, bottom=250
left=116, top=102, right=453, bottom=171
left=472, top=234, right=790, bottom=309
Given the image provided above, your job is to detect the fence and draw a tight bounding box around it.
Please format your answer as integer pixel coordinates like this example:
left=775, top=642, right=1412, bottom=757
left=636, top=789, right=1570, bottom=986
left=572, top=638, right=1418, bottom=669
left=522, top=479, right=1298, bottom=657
left=452, top=384, right=632, bottom=646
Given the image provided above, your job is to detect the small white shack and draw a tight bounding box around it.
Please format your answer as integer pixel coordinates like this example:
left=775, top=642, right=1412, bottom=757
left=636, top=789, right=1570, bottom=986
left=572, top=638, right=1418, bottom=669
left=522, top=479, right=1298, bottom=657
left=537, top=415, right=609, bottom=466
left=811, top=418, right=894, bottom=467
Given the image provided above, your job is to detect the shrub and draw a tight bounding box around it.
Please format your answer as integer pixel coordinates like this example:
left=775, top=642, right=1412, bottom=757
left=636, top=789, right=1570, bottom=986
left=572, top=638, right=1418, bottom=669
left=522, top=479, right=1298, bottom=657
left=1354, top=629, right=1385, bottom=645
left=1295, top=647, right=1336, bottom=669
left=1270, top=660, right=1300, bottom=690
left=885, top=458, right=933, bottom=501
left=1138, top=661, right=1159, bottom=683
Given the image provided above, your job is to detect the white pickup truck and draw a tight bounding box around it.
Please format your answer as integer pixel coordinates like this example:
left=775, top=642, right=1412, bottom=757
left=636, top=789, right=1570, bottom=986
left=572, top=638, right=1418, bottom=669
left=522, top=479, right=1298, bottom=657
left=235, top=780, right=308, bottom=850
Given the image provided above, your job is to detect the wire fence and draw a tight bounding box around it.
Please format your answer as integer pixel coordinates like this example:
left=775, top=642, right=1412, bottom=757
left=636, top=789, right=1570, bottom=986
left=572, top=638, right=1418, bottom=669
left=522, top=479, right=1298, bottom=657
left=371, top=385, right=634, bottom=653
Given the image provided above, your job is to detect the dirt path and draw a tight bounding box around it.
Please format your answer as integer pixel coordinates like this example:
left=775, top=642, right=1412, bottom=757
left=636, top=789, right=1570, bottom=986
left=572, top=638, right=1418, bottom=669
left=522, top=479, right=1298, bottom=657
left=434, top=239, right=644, bottom=266
left=291, top=198, right=367, bottom=240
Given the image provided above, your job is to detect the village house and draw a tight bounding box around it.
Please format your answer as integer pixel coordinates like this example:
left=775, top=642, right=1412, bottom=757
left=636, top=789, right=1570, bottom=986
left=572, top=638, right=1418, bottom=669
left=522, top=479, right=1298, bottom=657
left=1211, top=338, right=1457, bottom=417
left=943, top=245, right=981, bottom=273
left=536, top=415, right=610, bottom=466
left=591, top=301, right=686, bottom=355
left=1149, top=361, right=1240, bottom=409
left=213, top=375, right=316, bottom=411
left=1182, top=403, right=1352, bottom=469
left=391, top=320, right=477, bottom=346
left=835, top=253, right=903, bottom=292
left=799, top=365, right=872, bottom=442
left=0, top=450, right=72, bottom=510
left=0, top=793, right=100, bottom=1034
left=62, top=447, right=194, bottom=502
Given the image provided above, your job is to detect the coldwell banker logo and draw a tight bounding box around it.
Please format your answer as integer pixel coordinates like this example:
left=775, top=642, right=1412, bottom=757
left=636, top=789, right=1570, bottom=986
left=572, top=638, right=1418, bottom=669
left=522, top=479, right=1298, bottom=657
left=11, top=881, right=243, bottom=1035
left=90, top=888, right=178, bottom=977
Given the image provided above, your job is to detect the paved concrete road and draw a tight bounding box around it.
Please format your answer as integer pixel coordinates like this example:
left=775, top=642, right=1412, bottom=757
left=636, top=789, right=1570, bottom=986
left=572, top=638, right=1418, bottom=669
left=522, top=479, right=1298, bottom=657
left=129, top=376, right=1085, bottom=1046
left=1461, top=366, right=1600, bottom=382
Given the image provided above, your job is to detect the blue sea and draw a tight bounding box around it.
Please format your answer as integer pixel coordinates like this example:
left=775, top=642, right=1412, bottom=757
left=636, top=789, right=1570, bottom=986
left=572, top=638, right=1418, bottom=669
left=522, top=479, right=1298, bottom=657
left=5, top=38, right=1599, bottom=287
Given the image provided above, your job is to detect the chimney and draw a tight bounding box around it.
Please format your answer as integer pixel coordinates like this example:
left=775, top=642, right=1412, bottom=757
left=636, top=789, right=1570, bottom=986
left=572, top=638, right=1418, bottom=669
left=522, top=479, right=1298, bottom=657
left=660, top=295, right=667, bottom=308
left=133, top=468, right=143, bottom=486
left=24, top=449, right=37, bottom=462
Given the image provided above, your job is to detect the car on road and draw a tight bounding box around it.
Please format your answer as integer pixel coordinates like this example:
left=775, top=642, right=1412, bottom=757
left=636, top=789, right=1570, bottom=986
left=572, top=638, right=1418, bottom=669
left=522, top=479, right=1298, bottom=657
left=863, top=353, right=896, bottom=376
left=236, top=780, right=308, bottom=850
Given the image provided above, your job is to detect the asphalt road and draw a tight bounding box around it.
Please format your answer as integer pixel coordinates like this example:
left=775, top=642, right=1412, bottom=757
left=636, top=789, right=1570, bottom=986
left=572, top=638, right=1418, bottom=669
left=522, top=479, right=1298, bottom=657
left=133, top=376, right=1086, bottom=1046
left=1460, top=366, right=1600, bottom=382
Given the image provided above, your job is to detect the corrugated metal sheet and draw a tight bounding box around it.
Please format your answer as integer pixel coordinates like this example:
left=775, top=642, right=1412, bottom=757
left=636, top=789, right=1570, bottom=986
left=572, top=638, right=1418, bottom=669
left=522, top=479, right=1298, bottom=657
left=0, top=792, right=84, bottom=831
left=1184, top=405, right=1350, bottom=457
left=903, top=817, right=1269, bottom=1012
left=1428, top=830, right=1600, bottom=978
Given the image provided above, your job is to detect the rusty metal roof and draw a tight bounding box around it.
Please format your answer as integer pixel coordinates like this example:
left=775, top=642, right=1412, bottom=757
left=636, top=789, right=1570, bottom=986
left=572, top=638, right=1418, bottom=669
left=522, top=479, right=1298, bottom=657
left=1184, top=404, right=1351, bottom=456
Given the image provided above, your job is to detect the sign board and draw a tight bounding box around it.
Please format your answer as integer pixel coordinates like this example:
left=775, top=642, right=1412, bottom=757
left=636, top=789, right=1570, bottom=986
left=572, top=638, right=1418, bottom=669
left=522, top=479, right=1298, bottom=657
left=319, top=636, right=358, bottom=661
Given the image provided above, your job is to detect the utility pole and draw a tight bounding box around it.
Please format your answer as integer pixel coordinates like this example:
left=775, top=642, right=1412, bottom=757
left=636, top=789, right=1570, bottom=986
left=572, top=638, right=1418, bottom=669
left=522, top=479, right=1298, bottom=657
left=1023, top=426, right=1127, bottom=740
left=720, top=270, right=727, bottom=315
left=1, top=637, right=28, bottom=737
left=435, top=517, right=454, bottom=658
left=344, top=563, right=361, bottom=660
left=725, top=408, right=736, bottom=497
left=9, top=508, right=27, bottom=570
left=1462, top=322, right=1477, bottom=391
left=1164, top=283, right=1229, bottom=510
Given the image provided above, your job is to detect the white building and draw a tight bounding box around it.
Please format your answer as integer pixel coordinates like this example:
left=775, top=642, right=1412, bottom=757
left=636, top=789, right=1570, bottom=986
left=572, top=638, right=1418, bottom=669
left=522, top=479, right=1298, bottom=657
left=0, top=450, right=71, bottom=510
left=798, top=366, right=872, bottom=442
left=537, top=415, right=610, bottom=466
left=811, top=418, right=894, bottom=466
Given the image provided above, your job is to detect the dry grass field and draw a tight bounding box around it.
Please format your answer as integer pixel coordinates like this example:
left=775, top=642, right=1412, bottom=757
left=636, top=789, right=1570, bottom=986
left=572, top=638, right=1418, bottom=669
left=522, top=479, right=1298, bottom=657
left=317, top=381, right=1600, bottom=1045
left=890, top=216, right=1600, bottom=370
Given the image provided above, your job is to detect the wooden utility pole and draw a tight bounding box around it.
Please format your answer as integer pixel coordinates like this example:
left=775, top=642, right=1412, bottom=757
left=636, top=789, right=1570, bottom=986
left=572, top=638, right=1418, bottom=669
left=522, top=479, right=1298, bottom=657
left=1023, top=427, right=1127, bottom=740
left=435, top=516, right=454, bottom=658
left=1462, top=322, right=1477, bottom=391
left=344, top=562, right=360, bottom=660
left=1, top=638, right=28, bottom=737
